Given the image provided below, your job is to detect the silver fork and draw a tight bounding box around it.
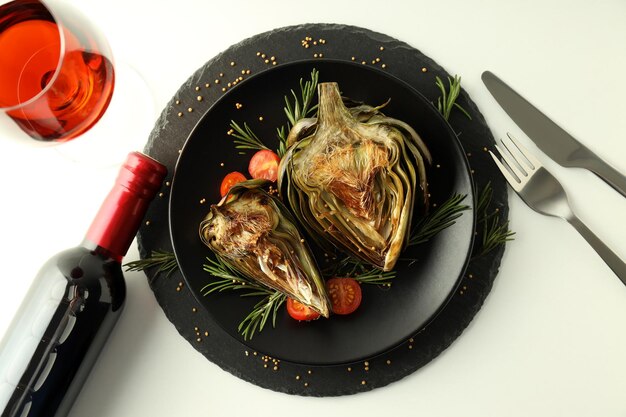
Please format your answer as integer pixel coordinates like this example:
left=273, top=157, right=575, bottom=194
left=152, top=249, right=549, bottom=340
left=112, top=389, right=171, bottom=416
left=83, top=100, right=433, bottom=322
left=490, top=132, right=626, bottom=286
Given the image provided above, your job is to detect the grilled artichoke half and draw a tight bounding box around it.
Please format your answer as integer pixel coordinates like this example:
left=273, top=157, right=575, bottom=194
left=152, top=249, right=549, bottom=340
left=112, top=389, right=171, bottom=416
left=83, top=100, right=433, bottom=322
left=199, top=180, right=331, bottom=318
left=278, top=82, right=432, bottom=271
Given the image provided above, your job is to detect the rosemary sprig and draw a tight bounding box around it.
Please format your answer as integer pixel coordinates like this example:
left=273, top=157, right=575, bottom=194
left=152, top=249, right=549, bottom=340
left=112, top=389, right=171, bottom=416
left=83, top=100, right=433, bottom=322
left=124, top=250, right=178, bottom=281
left=435, top=75, right=472, bottom=121
left=228, top=120, right=270, bottom=154
left=238, top=291, right=286, bottom=341
left=409, top=193, right=470, bottom=246
left=480, top=214, right=515, bottom=256
left=284, top=68, right=319, bottom=126
left=277, top=69, right=319, bottom=155
left=473, top=182, right=515, bottom=257
left=202, top=255, right=285, bottom=340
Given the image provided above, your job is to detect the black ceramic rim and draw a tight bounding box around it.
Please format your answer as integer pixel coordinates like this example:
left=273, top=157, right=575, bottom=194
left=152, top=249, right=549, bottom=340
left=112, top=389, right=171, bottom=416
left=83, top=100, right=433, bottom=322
left=168, top=59, right=476, bottom=365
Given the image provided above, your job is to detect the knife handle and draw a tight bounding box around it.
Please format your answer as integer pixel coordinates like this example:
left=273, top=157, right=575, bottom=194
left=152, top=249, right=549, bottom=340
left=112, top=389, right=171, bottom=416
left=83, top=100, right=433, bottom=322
left=579, top=153, right=626, bottom=198
left=567, top=215, right=626, bottom=287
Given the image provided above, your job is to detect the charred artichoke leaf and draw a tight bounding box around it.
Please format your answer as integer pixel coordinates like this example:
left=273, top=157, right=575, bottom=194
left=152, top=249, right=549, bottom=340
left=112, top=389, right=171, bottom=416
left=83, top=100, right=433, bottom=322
left=278, top=82, right=431, bottom=271
left=286, top=117, right=317, bottom=148
left=199, top=179, right=330, bottom=317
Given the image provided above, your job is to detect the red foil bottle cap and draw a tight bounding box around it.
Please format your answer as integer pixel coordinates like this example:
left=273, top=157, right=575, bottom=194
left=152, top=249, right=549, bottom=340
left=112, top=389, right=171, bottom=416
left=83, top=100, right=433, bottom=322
left=85, top=152, right=167, bottom=259
left=117, top=152, right=168, bottom=197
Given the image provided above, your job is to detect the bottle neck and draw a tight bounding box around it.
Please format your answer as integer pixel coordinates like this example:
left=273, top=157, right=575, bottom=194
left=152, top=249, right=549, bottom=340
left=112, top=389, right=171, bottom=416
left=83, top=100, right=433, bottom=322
left=84, top=183, right=153, bottom=262
left=83, top=152, right=167, bottom=262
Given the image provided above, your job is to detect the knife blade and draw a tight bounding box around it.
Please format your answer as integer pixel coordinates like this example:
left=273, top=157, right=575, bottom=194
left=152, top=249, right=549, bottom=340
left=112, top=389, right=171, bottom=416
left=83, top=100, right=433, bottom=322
left=482, top=71, right=626, bottom=197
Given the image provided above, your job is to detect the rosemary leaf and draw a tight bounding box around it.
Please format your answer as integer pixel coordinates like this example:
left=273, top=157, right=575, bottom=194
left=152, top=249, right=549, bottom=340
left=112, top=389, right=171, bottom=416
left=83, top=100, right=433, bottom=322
left=476, top=181, right=493, bottom=217
left=298, top=68, right=319, bottom=119
left=436, top=79, right=448, bottom=117
left=240, top=291, right=274, bottom=298
left=454, top=102, right=472, bottom=120
left=276, top=126, right=287, bottom=158
left=284, top=95, right=296, bottom=126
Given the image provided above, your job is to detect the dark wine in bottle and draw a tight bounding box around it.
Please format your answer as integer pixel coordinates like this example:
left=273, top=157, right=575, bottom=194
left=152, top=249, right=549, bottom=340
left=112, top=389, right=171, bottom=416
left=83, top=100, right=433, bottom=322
left=0, top=152, right=166, bottom=417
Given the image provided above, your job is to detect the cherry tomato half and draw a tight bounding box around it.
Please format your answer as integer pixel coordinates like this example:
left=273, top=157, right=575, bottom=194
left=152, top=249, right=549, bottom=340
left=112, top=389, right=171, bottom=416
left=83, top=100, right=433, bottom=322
left=219, top=171, right=247, bottom=197
left=326, top=278, right=362, bottom=315
left=248, top=150, right=280, bottom=182
left=286, top=298, right=321, bottom=321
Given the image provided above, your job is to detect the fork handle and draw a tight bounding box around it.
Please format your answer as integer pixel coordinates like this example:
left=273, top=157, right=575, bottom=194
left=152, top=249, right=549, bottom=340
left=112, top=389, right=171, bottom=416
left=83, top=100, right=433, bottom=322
left=567, top=215, right=626, bottom=286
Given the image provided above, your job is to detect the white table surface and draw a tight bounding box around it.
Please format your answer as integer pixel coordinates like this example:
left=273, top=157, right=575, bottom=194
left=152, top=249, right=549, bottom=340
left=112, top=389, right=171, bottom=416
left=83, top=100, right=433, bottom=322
left=1, top=0, right=626, bottom=416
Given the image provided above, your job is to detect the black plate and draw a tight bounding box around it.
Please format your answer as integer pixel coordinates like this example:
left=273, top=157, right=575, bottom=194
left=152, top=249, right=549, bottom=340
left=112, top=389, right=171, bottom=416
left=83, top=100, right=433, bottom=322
left=169, top=59, right=475, bottom=365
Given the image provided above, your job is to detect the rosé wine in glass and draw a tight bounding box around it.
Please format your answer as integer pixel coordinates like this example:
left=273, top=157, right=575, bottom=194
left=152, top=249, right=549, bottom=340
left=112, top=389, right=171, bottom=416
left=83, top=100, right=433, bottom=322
left=0, top=0, right=114, bottom=142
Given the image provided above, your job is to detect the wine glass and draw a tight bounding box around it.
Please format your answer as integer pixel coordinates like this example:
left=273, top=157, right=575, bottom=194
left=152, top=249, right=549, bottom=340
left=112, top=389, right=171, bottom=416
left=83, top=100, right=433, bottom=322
left=0, top=0, right=155, bottom=165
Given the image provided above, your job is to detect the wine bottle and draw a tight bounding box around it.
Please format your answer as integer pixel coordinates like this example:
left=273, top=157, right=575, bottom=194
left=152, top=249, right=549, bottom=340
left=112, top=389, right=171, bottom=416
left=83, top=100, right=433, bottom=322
left=0, top=152, right=167, bottom=417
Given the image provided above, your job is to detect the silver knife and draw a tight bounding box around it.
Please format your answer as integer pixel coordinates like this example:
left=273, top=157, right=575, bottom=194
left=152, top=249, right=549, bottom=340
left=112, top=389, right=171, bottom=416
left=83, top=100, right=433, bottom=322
left=482, top=71, right=626, bottom=197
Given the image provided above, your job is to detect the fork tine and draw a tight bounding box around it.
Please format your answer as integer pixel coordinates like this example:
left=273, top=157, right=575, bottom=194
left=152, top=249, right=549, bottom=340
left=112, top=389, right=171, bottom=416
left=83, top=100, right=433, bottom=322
left=495, top=142, right=527, bottom=180
left=489, top=150, right=523, bottom=192
left=506, top=132, right=542, bottom=170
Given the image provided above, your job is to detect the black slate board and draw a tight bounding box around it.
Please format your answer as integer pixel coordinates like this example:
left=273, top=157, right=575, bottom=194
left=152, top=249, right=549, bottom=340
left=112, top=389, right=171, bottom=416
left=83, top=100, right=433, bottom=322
left=136, top=23, right=508, bottom=396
